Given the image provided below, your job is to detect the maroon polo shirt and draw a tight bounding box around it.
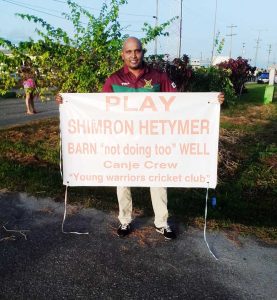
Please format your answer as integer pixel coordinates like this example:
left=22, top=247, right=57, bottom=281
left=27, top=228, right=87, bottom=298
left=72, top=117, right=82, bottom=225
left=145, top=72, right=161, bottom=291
left=102, top=64, right=177, bottom=93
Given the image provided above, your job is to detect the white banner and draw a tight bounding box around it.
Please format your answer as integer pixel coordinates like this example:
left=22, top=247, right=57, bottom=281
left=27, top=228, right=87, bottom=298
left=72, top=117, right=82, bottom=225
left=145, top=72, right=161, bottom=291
left=60, top=93, right=220, bottom=188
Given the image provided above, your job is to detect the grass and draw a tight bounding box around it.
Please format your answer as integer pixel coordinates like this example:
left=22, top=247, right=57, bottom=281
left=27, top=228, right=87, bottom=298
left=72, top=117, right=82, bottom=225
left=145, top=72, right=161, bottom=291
left=0, top=83, right=276, bottom=243
left=239, top=83, right=267, bottom=103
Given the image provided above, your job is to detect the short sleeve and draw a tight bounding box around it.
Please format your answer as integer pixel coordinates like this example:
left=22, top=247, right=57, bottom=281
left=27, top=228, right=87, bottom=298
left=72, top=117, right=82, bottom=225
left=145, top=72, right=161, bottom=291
left=160, top=73, right=177, bottom=92
left=102, top=77, right=114, bottom=93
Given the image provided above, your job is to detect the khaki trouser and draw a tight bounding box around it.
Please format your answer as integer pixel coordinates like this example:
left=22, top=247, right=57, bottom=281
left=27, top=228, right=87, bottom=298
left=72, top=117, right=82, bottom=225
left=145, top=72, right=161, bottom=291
left=117, top=187, right=168, bottom=228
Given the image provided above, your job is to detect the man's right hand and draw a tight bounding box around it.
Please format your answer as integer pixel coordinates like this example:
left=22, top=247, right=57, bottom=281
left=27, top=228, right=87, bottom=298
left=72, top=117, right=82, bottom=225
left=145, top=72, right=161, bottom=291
left=55, top=94, right=63, bottom=104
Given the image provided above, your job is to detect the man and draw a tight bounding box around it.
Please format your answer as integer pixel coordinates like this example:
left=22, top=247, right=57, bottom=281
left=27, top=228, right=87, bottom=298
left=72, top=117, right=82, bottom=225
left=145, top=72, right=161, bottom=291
left=56, top=36, right=224, bottom=240
left=102, top=37, right=178, bottom=240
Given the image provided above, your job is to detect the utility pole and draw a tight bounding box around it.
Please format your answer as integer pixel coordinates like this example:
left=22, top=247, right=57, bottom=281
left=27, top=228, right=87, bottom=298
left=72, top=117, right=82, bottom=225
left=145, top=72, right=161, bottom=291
left=226, top=24, right=237, bottom=58
left=178, top=0, right=183, bottom=58
left=241, top=42, right=246, bottom=57
left=254, top=32, right=262, bottom=67
left=253, top=29, right=267, bottom=67
left=210, top=0, right=218, bottom=65
left=267, top=44, right=272, bottom=69
left=154, top=0, right=159, bottom=56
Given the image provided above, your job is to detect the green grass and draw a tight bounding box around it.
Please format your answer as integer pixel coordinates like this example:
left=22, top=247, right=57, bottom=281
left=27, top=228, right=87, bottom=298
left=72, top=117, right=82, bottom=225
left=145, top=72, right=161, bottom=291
left=240, top=83, right=267, bottom=103
left=0, top=85, right=276, bottom=243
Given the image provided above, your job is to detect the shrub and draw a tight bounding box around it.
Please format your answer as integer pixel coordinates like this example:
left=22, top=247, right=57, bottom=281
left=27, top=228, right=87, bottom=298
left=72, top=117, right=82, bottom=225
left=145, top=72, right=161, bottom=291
left=217, top=57, right=255, bottom=95
left=189, top=66, right=236, bottom=105
left=145, top=54, right=193, bottom=92
left=0, top=0, right=176, bottom=98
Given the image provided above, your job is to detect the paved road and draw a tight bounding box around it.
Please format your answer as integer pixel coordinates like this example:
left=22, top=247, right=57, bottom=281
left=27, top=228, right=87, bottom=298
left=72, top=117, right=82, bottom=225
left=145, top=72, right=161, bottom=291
left=0, top=192, right=276, bottom=299
left=0, top=97, right=59, bottom=128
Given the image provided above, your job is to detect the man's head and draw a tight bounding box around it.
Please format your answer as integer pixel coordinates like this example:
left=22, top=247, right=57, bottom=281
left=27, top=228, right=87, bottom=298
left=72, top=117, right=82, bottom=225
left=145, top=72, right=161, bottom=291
left=121, top=37, right=144, bottom=70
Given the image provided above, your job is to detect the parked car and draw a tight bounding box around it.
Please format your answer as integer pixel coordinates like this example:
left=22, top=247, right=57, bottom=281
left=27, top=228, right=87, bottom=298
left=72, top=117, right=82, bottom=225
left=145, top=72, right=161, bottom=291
left=257, top=72, right=269, bottom=84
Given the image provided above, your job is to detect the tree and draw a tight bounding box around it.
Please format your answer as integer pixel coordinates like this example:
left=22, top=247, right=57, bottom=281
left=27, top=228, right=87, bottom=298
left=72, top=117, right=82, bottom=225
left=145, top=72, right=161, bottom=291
left=0, top=0, right=176, bottom=98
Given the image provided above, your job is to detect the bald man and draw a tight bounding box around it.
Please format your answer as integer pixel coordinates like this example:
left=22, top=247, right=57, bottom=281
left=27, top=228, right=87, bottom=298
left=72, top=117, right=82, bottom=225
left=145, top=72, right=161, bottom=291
left=103, top=37, right=178, bottom=239
left=57, top=37, right=224, bottom=240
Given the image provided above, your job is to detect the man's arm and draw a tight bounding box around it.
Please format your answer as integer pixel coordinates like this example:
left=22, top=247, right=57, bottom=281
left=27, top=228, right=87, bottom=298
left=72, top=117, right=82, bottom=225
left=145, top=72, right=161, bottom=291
left=218, top=93, right=224, bottom=104
left=102, top=78, right=113, bottom=93
left=160, top=73, right=177, bottom=92
left=55, top=94, right=63, bottom=104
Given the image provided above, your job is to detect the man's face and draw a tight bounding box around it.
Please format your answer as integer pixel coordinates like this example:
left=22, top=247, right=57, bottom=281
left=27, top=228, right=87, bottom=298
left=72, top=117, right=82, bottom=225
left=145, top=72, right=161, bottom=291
left=121, top=39, right=144, bottom=70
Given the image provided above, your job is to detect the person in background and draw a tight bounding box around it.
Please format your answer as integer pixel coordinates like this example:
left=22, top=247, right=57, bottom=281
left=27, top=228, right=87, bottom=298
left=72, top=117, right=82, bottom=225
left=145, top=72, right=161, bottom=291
left=22, top=69, right=37, bottom=115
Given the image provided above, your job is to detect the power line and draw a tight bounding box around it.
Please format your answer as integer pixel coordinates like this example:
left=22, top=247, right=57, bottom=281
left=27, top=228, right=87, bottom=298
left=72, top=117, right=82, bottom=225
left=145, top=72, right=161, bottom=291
left=50, top=0, right=154, bottom=18
left=2, top=0, right=155, bottom=22
left=1, top=0, right=67, bottom=20
left=1, top=0, right=144, bottom=33
left=12, top=0, right=66, bottom=14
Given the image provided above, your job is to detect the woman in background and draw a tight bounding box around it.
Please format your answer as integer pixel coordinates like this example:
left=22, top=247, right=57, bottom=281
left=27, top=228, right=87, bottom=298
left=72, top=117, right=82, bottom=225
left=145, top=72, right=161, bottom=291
left=22, top=70, right=37, bottom=114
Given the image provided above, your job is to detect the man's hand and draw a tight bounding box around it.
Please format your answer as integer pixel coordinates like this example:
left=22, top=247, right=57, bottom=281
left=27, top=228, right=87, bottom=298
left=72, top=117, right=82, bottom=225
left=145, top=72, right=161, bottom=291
left=55, top=94, right=63, bottom=104
left=218, top=92, right=225, bottom=104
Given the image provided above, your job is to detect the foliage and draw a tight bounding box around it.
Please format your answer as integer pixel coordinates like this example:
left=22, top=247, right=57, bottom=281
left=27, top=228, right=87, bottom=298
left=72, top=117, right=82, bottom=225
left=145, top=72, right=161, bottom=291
left=0, top=0, right=176, bottom=98
left=214, top=31, right=225, bottom=55
left=141, top=16, right=178, bottom=45
left=145, top=54, right=193, bottom=92
left=189, top=66, right=237, bottom=105
left=188, top=57, right=256, bottom=105
left=217, top=57, right=256, bottom=95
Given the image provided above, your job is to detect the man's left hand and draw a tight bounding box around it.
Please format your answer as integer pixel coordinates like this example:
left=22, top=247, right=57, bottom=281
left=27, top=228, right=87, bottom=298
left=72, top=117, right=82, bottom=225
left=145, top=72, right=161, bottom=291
left=218, top=92, right=225, bottom=104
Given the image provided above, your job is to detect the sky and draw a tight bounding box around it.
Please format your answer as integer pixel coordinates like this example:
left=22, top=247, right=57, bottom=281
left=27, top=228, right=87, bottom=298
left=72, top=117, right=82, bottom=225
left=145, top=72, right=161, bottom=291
left=0, top=0, right=276, bottom=68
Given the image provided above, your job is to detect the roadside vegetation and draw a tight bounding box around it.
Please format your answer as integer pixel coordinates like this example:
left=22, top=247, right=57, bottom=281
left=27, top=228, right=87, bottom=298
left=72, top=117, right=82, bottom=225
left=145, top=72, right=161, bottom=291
left=0, top=0, right=176, bottom=98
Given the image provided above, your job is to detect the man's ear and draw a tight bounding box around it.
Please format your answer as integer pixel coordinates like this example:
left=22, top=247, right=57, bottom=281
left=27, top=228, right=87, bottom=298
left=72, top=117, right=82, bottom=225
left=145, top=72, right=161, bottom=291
left=121, top=52, right=124, bottom=61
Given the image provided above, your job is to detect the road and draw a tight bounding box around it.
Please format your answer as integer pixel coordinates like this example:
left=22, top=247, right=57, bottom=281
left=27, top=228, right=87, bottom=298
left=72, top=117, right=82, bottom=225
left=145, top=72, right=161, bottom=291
left=0, top=191, right=276, bottom=299
left=0, top=96, right=59, bottom=128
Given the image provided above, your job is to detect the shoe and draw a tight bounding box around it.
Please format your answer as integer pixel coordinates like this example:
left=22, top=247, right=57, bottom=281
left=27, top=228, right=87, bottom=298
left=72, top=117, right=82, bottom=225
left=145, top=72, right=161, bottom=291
left=155, top=224, right=176, bottom=240
left=117, top=223, right=131, bottom=237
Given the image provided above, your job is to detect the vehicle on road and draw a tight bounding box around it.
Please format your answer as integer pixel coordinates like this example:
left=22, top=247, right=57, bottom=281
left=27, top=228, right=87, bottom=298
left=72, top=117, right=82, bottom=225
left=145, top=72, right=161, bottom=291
left=257, top=72, right=269, bottom=84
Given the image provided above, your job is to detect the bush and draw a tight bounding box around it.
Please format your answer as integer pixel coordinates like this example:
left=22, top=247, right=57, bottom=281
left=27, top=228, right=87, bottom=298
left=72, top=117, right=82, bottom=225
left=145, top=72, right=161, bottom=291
left=145, top=54, right=193, bottom=92
left=0, top=91, right=16, bottom=98
left=0, top=0, right=176, bottom=98
left=188, top=66, right=236, bottom=105
left=217, top=57, right=255, bottom=95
